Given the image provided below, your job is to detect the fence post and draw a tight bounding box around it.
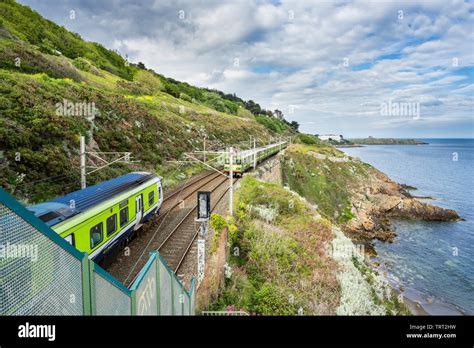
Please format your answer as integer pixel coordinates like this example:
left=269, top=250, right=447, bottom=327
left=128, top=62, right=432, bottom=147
left=181, top=284, right=184, bottom=315
left=131, top=289, right=137, bottom=315
left=81, top=253, right=92, bottom=315
left=189, top=277, right=195, bottom=315
left=155, top=252, right=161, bottom=315
left=88, top=259, right=96, bottom=315
left=171, top=272, right=175, bottom=315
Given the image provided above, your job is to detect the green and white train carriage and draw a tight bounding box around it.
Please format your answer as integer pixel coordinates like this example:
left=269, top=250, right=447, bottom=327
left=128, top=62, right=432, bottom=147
left=28, top=172, right=163, bottom=263
left=224, top=140, right=288, bottom=176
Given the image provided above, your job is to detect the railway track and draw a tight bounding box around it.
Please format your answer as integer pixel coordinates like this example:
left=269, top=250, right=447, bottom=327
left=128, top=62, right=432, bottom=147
left=159, top=176, right=239, bottom=274
left=103, top=169, right=232, bottom=287
left=148, top=170, right=222, bottom=228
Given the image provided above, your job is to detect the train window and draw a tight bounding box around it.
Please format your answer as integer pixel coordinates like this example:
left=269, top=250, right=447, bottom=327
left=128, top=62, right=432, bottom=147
left=148, top=191, right=155, bottom=206
left=225, top=159, right=230, bottom=164
left=106, top=214, right=117, bottom=236
left=90, top=223, right=103, bottom=249
left=120, top=207, right=129, bottom=226
left=119, top=200, right=128, bottom=209
left=236, top=159, right=241, bottom=164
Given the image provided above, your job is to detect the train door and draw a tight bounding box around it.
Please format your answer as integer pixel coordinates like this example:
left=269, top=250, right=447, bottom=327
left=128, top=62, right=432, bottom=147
left=158, top=180, right=163, bottom=205
left=135, top=194, right=143, bottom=227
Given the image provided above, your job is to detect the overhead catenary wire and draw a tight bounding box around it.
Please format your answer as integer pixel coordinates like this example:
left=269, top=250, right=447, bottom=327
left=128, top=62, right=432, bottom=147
left=16, top=169, right=79, bottom=187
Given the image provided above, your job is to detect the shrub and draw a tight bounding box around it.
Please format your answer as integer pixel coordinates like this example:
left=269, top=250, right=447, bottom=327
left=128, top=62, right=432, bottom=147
left=295, top=133, right=320, bottom=145
left=255, top=115, right=290, bottom=134
left=164, top=83, right=180, bottom=98
left=179, top=93, right=192, bottom=102
left=210, top=213, right=226, bottom=233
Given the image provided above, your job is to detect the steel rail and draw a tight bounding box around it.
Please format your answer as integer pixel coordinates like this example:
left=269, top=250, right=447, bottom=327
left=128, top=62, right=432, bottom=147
left=174, top=177, right=239, bottom=273
left=157, top=175, right=229, bottom=252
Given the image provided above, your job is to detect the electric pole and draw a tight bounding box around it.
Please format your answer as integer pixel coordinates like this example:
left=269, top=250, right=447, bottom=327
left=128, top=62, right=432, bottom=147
left=79, top=135, right=137, bottom=189
left=253, top=137, right=257, bottom=169
left=80, top=136, right=86, bottom=189
left=229, top=147, right=233, bottom=216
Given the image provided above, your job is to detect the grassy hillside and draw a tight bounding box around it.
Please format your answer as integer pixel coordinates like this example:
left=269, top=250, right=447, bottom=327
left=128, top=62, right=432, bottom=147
left=209, top=176, right=340, bottom=315
left=281, top=137, right=370, bottom=224
left=0, top=0, right=294, bottom=203
left=208, top=173, right=409, bottom=315
left=278, top=140, right=411, bottom=315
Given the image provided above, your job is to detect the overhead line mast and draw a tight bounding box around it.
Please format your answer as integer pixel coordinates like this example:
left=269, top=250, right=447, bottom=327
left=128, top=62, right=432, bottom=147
left=79, top=135, right=138, bottom=189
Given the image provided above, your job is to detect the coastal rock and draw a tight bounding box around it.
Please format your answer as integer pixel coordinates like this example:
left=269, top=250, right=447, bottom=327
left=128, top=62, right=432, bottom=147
left=342, top=163, right=461, bottom=245
left=388, top=199, right=460, bottom=221
left=361, top=218, right=375, bottom=231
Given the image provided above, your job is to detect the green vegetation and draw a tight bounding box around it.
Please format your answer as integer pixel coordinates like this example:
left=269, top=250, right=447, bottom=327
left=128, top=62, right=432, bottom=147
left=0, top=0, right=134, bottom=79
left=210, top=176, right=340, bottom=315
left=352, top=257, right=411, bottom=315
left=294, top=133, right=321, bottom=145
left=0, top=0, right=296, bottom=203
left=255, top=115, right=291, bottom=134
left=281, top=144, right=368, bottom=224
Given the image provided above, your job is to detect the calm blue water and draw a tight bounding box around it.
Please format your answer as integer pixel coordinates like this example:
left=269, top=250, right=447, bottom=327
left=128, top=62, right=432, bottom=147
left=342, top=139, right=474, bottom=315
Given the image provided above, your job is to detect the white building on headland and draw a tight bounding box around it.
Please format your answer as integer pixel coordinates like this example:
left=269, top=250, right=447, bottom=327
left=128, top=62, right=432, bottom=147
left=318, top=134, right=344, bottom=142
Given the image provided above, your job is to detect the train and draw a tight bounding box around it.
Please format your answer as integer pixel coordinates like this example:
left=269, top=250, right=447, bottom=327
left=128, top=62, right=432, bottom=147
left=224, top=140, right=288, bottom=176
left=25, top=141, right=287, bottom=263
left=28, top=172, right=163, bottom=263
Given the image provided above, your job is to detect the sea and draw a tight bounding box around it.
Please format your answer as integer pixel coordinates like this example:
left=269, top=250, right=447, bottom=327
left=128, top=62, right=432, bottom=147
left=342, top=139, right=474, bottom=315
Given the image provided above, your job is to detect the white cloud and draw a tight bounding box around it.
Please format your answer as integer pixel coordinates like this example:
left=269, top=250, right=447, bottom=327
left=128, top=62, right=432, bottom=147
left=19, top=0, right=474, bottom=137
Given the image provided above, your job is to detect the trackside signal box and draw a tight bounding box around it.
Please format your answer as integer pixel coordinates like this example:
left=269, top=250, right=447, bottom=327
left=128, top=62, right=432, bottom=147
left=197, top=191, right=211, bottom=220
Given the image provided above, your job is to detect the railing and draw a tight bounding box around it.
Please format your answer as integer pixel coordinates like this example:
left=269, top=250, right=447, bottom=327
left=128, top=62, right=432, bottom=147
left=0, top=187, right=195, bottom=316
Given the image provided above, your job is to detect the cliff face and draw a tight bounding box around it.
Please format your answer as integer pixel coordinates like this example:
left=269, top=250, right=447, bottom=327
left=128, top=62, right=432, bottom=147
left=281, top=142, right=460, bottom=253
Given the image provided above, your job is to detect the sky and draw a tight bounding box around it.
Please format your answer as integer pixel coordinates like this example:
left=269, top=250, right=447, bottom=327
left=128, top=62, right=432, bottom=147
left=19, top=0, right=474, bottom=138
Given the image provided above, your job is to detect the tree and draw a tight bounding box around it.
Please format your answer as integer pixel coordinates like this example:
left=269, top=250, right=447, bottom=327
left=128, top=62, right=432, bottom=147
left=290, top=121, right=300, bottom=132
left=137, top=61, right=146, bottom=69
left=245, top=100, right=262, bottom=115
left=273, top=109, right=284, bottom=120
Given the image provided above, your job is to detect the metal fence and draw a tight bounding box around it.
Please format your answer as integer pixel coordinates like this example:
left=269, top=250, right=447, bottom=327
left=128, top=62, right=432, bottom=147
left=92, top=263, right=132, bottom=315
left=129, top=251, right=195, bottom=315
left=0, top=188, right=195, bottom=316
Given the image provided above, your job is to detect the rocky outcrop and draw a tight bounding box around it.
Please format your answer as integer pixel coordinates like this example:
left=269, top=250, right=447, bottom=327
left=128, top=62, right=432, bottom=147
left=388, top=198, right=459, bottom=221
left=342, top=161, right=460, bottom=250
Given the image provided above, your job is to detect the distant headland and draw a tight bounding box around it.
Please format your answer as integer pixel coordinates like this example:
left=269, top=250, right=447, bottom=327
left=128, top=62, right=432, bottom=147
left=315, top=135, right=429, bottom=147
left=348, top=137, right=428, bottom=145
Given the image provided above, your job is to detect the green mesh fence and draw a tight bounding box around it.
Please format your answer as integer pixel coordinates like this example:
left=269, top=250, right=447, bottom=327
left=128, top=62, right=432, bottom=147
left=190, top=280, right=196, bottom=316
left=0, top=202, right=84, bottom=315
left=172, top=275, right=185, bottom=315
left=131, top=252, right=195, bottom=315
left=92, top=265, right=132, bottom=315
left=0, top=188, right=195, bottom=316
left=158, top=258, right=173, bottom=315
left=130, top=255, right=158, bottom=315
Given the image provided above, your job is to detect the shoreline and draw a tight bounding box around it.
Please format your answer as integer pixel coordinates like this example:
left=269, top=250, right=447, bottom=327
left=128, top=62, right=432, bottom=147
left=376, top=262, right=467, bottom=316
left=341, top=153, right=465, bottom=316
